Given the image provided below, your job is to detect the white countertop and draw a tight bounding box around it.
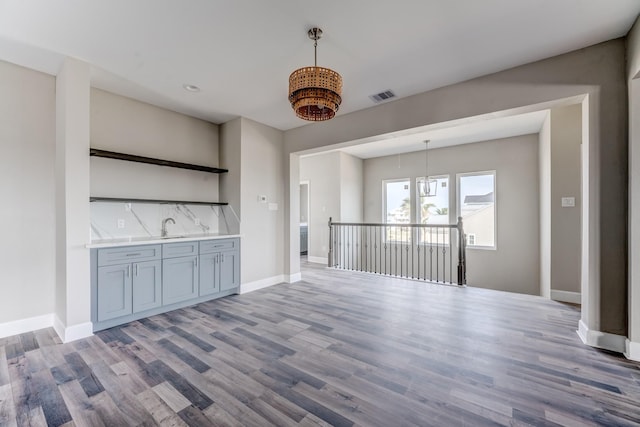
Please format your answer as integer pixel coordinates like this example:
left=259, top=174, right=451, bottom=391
left=87, top=233, right=241, bottom=248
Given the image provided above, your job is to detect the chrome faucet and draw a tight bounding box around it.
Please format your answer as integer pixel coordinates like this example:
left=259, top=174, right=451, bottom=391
left=161, top=217, right=176, bottom=237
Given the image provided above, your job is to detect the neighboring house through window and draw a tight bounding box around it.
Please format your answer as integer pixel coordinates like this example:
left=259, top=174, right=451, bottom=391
left=458, top=171, right=496, bottom=249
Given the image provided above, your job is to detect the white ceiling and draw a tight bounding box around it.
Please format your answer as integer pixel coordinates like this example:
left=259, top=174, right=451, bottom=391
left=0, top=1, right=638, bottom=131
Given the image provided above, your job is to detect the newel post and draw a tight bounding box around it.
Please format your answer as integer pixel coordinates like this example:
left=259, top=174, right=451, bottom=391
left=456, top=216, right=466, bottom=285
left=328, top=217, right=333, bottom=267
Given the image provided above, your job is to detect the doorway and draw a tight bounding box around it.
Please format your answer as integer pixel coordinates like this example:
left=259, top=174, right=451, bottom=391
left=300, top=182, right=309, bottom=257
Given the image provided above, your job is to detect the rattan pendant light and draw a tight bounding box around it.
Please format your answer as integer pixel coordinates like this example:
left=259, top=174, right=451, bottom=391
left=288, top=28, right=342, bottom=121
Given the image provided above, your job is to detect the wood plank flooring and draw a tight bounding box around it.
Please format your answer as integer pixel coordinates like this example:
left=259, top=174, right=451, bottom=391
left=1, top=261, right=640, bottom=426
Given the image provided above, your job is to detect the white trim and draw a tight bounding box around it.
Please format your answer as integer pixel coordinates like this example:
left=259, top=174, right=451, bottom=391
left=240, top=275, right=285, bottom=294
left=577, top=319, right=626, bottom=353
left=288, top=272, right=302, bottom=283
left=308, top=256, right=328, bottom=264
left=625, top=339, right=640, bottom=362
left=0, top=313, right=54, bottom=339
left=53, top=315, right=93, bottom=343
left=550, top=290, right=581, bottom=304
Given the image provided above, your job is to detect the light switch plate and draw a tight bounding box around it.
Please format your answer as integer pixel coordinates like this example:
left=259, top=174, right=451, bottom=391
left=268, top=203, right=278, bottom=211
left=561, top=197, right=575, bottom=207
left=117, top=219, right=125, bottom=228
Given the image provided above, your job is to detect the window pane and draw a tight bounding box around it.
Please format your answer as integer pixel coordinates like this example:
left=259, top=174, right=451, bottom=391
left=384, top=180, right=410, bottom=243
left=417, top=176, right=449, bottom=244
left=385, top=180, right=410, bottom=224
left=459, top=173, right=495, bottom=248
left=417, top=176, right=449, bottom=224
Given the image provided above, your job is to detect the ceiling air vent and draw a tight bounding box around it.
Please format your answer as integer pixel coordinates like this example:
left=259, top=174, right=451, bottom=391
left=369, top=90, right=396, bottom=103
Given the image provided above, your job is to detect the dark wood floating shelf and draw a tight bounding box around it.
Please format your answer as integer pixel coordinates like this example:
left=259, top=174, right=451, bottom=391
left=90, top=197, right=228, bottom=206
left=90, top=149, right=228, bottom=174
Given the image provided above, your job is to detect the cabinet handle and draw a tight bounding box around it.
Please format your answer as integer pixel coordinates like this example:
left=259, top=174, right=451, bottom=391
left=195, top=257, right=198, bottom=267
left=126, top=265, right=130, bottom=277
left=126, top=253, right=142, bottom=257
left=221, top=254, right=225, bottom=263
left=135, top=264, right=138, bottom=276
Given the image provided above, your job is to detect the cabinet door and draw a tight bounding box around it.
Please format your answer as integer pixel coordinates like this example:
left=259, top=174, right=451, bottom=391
left=132, top=260, right=162, bottom=313
left=163, top=256, right=199, bottom=305
left=199, top=253, right=219, bottom=296
left=219, top=251, right=239, bottom=291
left=97, top=264, right=132, bottom=322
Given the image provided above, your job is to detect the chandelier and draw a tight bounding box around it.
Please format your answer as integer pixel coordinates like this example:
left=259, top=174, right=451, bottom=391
left=288, top=27, right=342, bottom=121
left=418, top=140, right=438, bottom=197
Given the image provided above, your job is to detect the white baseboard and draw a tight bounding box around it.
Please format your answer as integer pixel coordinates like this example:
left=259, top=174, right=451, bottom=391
left=53, top=315, right=93, bottom=343
left=288, top=272, right=302, bottom=283
left=550, top=290, right=581, bottom=304
left=0, top=313, right=54, bottom=339
left=625, top=339, right=640, bottom=362
left=307, top=256, right=328, bottom=264
left=240, top=275, right=285, bottom=294
left=577, top=319, right=627, bottom=353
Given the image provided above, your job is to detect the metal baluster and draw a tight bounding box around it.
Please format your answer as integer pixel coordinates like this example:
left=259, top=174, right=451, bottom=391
left=448, top=228, right=452, bottom=284
left=437, top=227, right=441, bottom=282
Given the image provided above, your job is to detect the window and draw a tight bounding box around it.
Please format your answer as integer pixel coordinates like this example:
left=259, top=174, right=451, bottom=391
left=383, top=179, right=411, bottom=242
left=417, top=175, right=449, bottom=244
left=466, top=233, right=476, bottom=246
left=384, top=179, right=411, bottom=224
left=417, top=175, right=449, bottom=225
left=458, top=171, right=496, bottom=249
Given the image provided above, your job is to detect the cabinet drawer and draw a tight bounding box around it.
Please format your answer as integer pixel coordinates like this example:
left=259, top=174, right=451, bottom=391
left=200, top=238, right=238, bottom=254
left=163, top=241, right=198, bottom=258
left=98, top=245, right=161, bottom=266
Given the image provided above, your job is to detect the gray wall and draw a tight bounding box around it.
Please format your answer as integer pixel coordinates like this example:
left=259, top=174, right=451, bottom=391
left=0, top=60, right=56, bottom=325
left=220, top=117, right=285, bottom=285
left=285, top=39, right=628, bottom=336
left=300, top=151, right=363, bottom=262
left=627, top=16, right=640, bottom=352
left=340, top=153, right=364, bottom=222
left=90, top=89, right=220, bottom=202
left=364, top=135, right=540, bottom=295
left=239, top=118, right=285, bottom=284
left=300, top=152, right=342, bottom=261
left=551, top=105, right=582, bottom=293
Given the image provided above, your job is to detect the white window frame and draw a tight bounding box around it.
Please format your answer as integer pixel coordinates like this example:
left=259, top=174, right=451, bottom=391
left=382, top=178, right=412, bottom=224
left=457, top=170, right=497, bottom=250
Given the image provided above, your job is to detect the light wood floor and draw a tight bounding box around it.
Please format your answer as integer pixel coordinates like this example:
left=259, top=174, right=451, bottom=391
left=1, top=261, right=640, bottom=426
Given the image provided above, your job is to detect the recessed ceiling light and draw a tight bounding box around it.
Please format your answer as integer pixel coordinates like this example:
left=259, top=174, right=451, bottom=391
left=183, top=84, right=201, bottom=92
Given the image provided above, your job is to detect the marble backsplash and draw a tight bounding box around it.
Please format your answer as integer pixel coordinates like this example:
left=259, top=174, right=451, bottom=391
left=90, top=201, right=239, bottom=242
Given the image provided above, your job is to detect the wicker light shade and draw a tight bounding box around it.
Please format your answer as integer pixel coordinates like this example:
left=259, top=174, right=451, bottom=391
left=288, top=28, right=342, bottom=121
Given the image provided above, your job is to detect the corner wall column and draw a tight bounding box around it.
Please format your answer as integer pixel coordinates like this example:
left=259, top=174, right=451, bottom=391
left=55, top=58, right=92, bottom=342
left=628, top=78, right=640, bottom=361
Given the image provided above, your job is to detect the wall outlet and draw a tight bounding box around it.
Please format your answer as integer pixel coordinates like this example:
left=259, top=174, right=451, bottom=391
left=194, top=218, right=200, bottom=226
left=561, top=197, right=575, bottom=208
left=117, top=219, right=125, bottom=229
left=268, top=203, right=278, bottom=211
left=124, top=203, right=132, bottom=212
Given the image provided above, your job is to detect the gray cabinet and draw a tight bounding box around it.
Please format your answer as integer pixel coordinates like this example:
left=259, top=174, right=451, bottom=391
left=132, top=260, right=162, bottom=313
left=219, top=251, right=239, bottom=291
left=162, top=242, right=199, bottom=305
left=96, top=245, right=162, bottom=322
left=97, top=264, right=132, bottom=322
left=199, top=238, right=239, bottom=294
left=92, top=238, right=240, bottom=331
